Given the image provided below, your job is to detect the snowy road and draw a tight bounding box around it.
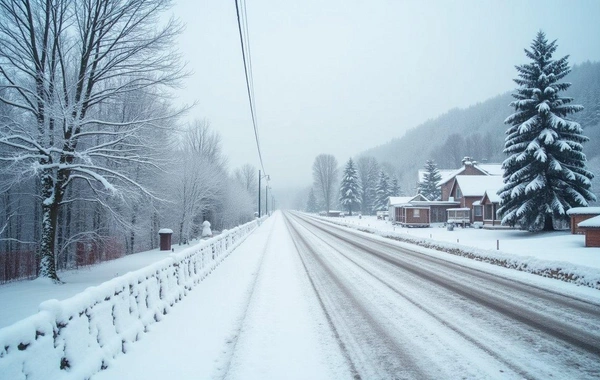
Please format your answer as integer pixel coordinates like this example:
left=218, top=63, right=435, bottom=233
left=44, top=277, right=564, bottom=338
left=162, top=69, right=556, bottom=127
left=93, top=211, right=600, bottom=379
left=283, top=211, right=600, bottom=379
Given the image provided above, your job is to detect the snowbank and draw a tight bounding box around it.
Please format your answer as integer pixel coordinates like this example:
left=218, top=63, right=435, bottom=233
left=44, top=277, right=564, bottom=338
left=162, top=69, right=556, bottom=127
left=0, top=217, right=264, bottom=380
left=316, top=216, right=600, bottom=290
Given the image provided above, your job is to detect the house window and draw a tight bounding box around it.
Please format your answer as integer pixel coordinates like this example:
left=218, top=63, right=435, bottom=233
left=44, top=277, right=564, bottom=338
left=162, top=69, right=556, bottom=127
left=484, top=204, right=493, bottom=220
left=456, top=187, right=462, bottom=199
left=413, top=209, right=420, bottom=217
left=474, top=206, right=482, bottom=217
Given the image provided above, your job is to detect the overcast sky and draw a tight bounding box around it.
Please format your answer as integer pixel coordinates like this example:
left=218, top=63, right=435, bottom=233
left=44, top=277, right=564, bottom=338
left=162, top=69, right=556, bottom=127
left=171, top=0, right=600, bottom=194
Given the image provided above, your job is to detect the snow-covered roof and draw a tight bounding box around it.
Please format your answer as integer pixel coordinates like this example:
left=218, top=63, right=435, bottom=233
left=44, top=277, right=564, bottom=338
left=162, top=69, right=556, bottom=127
left=437, top=168, right=469, bottom=185
left=158, top=228, right=173, bottom=234
left=418, top=168, right=460, bottom=185
left=482, top=189, right=501, bottom=203
left=454, top=175, right=504, bottom=197
left=432, top=163, right=504, bottom=186
left=472, top=200, right=481, bottom=206
left=578, top=215, right=600, bottom=228
left=476, top=164, right=503, bottom=176
left=567, top=207, right=600, bottom=216
left=389, top=194, right=428, bottom=206
left=389, top=196, right=414, bottom=206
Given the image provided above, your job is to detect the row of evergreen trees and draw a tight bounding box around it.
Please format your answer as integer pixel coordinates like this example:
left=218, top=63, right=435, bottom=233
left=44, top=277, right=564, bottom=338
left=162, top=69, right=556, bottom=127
left=307, top=158, right=402, bottom=215
left=337, top=159, right=401, bottom=215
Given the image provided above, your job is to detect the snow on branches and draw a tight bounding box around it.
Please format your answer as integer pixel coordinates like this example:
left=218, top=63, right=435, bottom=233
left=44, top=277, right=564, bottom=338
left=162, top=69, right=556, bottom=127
left=498, top=31, right=595, bottom=231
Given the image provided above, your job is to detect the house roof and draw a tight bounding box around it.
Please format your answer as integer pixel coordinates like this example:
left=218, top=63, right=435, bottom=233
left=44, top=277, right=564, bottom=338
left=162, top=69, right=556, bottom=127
left=389, top=196, right=416, bottom=206
left=482, top=189, right=501, bottom=203
left=476, top=164, right=503, bottom=176
left=578, top=215, right=600, bottom=228
left=389, top=194, right=428, bottom=206
left=434, top=163, right=503, bottom=186
left=438, top=167, right=471, bottom=185
left=418, top=168, right=460, bottom=185
left=454, top=175, right=504, bottom=197
left=567, top=207, right=600, bottom=216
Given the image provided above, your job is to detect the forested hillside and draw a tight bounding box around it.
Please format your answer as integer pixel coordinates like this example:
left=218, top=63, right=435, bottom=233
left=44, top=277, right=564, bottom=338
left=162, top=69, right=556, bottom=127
left=361, top=61, right=600, bottom=192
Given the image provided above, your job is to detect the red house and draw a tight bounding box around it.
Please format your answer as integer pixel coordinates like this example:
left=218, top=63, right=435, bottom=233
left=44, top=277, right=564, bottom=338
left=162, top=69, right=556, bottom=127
left=447, top=175, right=504, bottom=224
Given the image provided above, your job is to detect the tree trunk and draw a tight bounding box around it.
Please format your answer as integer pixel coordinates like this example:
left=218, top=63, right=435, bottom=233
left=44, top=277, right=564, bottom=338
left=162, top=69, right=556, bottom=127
left=38, top=171, right=61, bottom=282
left=543, top=216, right=554, bottom=231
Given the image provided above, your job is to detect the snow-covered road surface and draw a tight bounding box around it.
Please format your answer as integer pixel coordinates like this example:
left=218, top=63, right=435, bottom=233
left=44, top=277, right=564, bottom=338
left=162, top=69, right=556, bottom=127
left=93, top=211, right=600, bottom=379
left=284, top=211, right=600, bottom=379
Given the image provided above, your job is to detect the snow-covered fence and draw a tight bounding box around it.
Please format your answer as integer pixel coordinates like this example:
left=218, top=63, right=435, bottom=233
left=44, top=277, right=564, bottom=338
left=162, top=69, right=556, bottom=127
left=0, top=217, right=265, bottom=380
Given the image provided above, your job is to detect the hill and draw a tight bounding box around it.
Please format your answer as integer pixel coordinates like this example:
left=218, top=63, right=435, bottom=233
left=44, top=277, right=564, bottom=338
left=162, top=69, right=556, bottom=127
left=361, top=61, right=600, bottom=192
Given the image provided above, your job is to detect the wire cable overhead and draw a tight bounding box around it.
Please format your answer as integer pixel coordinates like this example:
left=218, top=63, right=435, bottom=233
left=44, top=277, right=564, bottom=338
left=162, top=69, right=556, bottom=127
left=234, top=0, right=266, bottom=176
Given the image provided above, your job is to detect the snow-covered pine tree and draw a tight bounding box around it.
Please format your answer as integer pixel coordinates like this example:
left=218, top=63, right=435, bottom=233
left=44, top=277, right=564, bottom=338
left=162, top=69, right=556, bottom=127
left=418, top=160, right=442, bottom=200
left=498, top=31, right=596, bottom=231
left=391, top=177, right=401, bottom=197
left=339, top=158, right=362, bottom=215
left=306, top=188, right=318, bottom=213
left=374, top=171, right=392, bottom=212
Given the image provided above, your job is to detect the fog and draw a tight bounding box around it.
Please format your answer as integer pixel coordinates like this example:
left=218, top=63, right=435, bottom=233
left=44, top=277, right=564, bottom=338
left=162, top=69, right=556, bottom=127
left=171, top=0, right=600, bottom=201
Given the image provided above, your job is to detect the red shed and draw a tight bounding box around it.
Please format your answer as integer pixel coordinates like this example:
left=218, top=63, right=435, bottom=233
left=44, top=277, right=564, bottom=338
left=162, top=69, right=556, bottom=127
left=567, top=207, right=600, bottom=234
left=577, top=215, right=600, bottom=247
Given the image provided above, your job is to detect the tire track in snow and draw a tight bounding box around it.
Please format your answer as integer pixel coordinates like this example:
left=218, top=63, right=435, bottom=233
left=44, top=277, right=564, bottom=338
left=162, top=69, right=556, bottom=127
left=284, top=212, right=431, bottom=379
left=282, top=214, right=361, bottom=380
left=288, top=213, right=534, bottom=378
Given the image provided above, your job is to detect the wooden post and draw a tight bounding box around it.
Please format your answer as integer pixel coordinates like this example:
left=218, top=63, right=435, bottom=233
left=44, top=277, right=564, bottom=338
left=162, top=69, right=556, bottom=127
left=497, top=240, right=499, bottom=250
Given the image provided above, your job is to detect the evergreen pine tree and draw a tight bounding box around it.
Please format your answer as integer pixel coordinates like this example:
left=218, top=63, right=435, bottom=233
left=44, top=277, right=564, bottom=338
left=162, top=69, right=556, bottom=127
left=367, top=170, right=379, bottom=214
left=498, top=31, right=596, bottom=231
left=306, top=188, right=318, bottom=213
left=374, top=171, right=392, bottom=211
left=418, top=160, right=442, bottom=200
left=391, top=177, right=401, bottom=197
left=339, top=158, right=362, bottom=215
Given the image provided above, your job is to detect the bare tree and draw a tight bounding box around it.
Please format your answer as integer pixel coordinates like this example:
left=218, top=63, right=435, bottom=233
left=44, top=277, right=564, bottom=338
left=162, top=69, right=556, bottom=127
left=0, top=0, right=186, bottom=282
left=183, top=119, right=227, bottom=167
left=312, top=154, right=338, bottom=213
left=171, top=121, right=226, bottom=244
left=234, top=164, right=258, bottom=193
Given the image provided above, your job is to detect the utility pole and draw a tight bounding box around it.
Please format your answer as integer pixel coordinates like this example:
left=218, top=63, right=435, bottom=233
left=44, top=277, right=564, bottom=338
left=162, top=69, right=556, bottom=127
left=266, top=185, right=269, bottom=216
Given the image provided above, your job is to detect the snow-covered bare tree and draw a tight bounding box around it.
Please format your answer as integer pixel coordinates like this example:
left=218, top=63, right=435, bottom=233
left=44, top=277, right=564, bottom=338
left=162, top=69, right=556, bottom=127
left=0, top=0, right=186, bottom=281
left=357, top=156, right=379, bottom=215
left=171, top=121, right=224, bottom=245
left=498, top=31, right=596, bottom=231
left=418, top=160, right=442, bottom=200
left=312, top=154, right=338, bottom=213
left=234, top=163, right=258, bottom=212
left=234, top=164, right=258, bottom=194
left=339, top=158, right=361, bottom=215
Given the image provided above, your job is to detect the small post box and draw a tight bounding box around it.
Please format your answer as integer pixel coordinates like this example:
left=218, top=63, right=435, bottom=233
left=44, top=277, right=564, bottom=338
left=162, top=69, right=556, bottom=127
left=158, top=228, right=173, bottom=251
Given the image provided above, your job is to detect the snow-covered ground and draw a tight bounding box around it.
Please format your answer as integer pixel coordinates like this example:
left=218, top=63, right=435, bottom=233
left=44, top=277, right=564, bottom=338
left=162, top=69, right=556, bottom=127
left=0, top=241, right=196, bottom=329
left=93, top=213, right=349, bottom=380
left=328, top=215, right=599, bottom=269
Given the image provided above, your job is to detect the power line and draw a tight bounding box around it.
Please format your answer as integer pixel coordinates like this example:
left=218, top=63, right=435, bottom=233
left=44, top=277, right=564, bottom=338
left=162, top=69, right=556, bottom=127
left=234, top=0, right=265, bottom=175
